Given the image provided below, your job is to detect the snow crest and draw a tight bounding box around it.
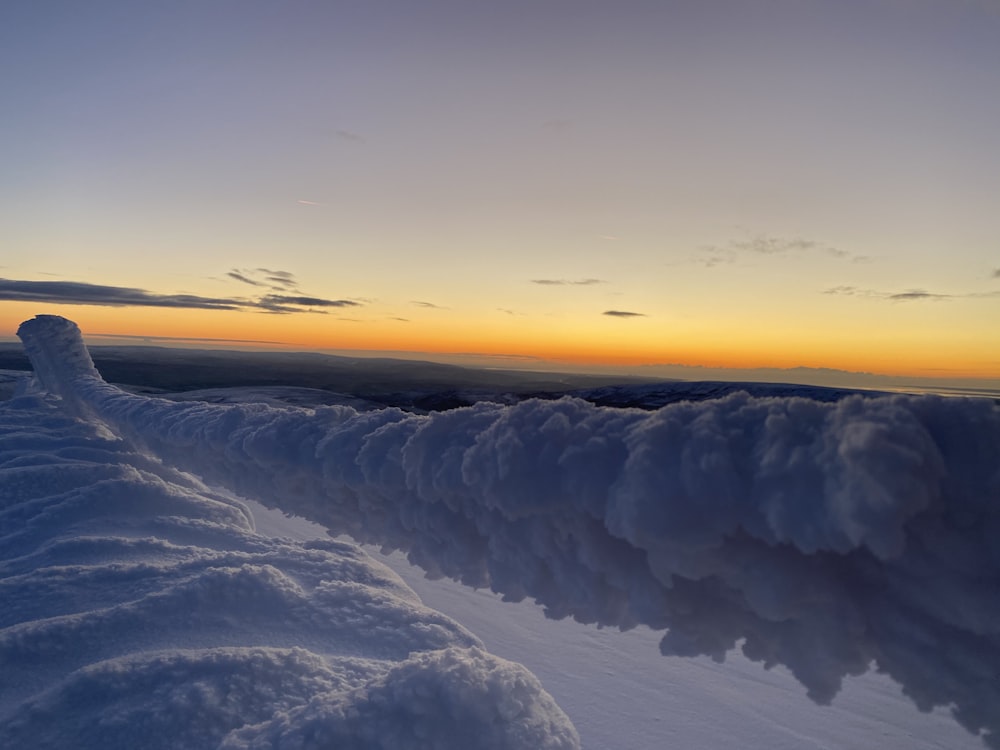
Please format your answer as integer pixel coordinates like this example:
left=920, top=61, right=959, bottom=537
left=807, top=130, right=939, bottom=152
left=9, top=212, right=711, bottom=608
left=16, top=314, right=1000, bottom=747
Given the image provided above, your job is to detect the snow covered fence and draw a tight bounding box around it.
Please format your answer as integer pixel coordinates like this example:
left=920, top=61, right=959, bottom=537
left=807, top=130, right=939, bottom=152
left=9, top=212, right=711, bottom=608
left=18, top=314, right=1000, bottom=747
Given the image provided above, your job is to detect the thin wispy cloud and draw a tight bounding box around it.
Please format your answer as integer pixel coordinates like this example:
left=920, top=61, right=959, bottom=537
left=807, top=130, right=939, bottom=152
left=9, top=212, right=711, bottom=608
left=697, top=234, right=866, bottom=267
left=603, top=309, right=646, bottom=318
left=226, top=270, right=265, bottom=287
left=824, top=285, right=1000, bottom=302
left=258, top=269, right=297, bottom=289
left=411, top=300, right=448, bottom=309
left=735, top=236, right=837, bottom=256
left=696, top=248, right=738, bottom=268
left=297, top=199, right=321, bottom=206
left=531, top=278, right=606, bottom=286
left=228, top=268, right=299, bottom=291
left=335, top=129, right=365, bottom=143
left=0, top=278, right=363, bottom=315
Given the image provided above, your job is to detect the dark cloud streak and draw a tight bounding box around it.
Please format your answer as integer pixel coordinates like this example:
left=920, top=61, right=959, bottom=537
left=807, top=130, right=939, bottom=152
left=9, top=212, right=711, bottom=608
left=259, top=294, right=360, bottom=311
left=0, top=279, right=242, bottom=311
left=888, top=290, right=952, bottom=301
left=0, top=278, right=362, bottom=315
left=227, top=271, right=265, bottom=287
left=603, top=310, right=646, bottom=318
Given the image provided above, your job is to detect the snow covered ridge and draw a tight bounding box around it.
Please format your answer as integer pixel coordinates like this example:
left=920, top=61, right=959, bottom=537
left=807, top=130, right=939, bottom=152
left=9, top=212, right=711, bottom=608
left=16, top=315, right=1000, bottom=748
left=2, top=317, right=579, bottom=749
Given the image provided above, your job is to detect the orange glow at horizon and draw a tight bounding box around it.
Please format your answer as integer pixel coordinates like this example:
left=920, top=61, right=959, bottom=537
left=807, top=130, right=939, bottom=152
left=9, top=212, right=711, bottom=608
left=3, top=302, right=999, bottom=382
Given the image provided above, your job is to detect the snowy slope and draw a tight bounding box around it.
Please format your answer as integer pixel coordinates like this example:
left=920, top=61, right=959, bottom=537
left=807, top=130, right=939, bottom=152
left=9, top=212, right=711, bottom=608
left=0, top=389, right=576, bottom=746
left=248, top=503, right=985, bottom=750
left=7, top=314, right=1000, bottom=748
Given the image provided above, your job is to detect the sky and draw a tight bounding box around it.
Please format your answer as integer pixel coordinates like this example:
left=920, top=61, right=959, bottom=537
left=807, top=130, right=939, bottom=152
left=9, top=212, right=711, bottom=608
left=2, top=0, right=1000, bottom=383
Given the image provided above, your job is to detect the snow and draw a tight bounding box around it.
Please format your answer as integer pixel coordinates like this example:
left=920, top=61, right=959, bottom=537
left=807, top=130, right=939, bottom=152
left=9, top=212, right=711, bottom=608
left=251, top=502, right=986, bottom=750
left=4, top=314, right=999, bottom=748
left=0, top=329, right=577, bottom=748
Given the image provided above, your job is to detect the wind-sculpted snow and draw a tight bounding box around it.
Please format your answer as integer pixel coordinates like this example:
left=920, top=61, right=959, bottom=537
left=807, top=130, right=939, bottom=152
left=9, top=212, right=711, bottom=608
left=1, top=320, right=579, bottom=749
left=17, top=315, right=1000, bottom=747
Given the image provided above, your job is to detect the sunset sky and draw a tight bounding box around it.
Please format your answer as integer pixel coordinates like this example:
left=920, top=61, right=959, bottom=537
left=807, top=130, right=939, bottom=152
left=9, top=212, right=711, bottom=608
left=2, top=1, right=999, bottom=383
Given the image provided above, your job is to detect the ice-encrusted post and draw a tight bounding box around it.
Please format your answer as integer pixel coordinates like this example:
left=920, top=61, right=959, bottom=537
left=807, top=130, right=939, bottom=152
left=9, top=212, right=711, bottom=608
left=17, top=315, right=102, bottom=404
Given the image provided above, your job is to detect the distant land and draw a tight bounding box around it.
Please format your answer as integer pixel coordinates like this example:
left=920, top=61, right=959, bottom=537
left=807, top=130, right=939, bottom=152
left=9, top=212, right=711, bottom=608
left=0, top=343, right=996, bottom=406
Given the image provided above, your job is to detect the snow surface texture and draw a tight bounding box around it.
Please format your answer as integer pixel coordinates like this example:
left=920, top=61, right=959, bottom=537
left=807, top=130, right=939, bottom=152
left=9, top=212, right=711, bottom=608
left=0, top=324, right=579, bottom=748
left=16, top=314, right=1000, bottom=748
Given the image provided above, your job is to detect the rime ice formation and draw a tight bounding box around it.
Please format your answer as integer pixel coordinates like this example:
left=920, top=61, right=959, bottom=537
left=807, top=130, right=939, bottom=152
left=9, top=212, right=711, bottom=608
left=2, top=316, right=579, bottom=749
left=13, top=314, right=1000, bottom=747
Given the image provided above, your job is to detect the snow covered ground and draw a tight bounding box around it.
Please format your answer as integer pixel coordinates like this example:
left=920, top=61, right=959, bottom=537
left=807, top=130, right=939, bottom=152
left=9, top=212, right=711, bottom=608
left=0, top=383, right=576, bottom=749
left=3, top=314, right=998, bottom=748
left=250, top=502, right=986, bottom=750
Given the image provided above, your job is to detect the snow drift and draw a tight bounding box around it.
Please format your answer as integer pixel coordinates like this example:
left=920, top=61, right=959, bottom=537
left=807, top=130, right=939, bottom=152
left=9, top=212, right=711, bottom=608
left=1, top=321, right=579, bottom=749
left=16, top=314, right=1000, bottom=747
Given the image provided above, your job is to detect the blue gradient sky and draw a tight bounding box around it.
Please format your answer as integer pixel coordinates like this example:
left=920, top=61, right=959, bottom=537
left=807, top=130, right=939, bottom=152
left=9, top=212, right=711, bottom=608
left=2, top=1, right=999, bottom=380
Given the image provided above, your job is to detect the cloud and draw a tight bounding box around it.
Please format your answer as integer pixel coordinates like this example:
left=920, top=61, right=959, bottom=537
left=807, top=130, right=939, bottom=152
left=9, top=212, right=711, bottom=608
left=887, top=289, right=952, bottom=301
left=297, top=199, right=321, bottom=206
left=226, top=271, right=265, bottom=287
left=602, top=310, right=646, bottom=318
left=993, top=268, right=1000, bottom=279
left=697, top=234, right=863, bottom=266
left=0, top=278, right=243, bottom=311
left=225, top=269, right=358, bottom=312
left=227, top=268, right=299, bottom=291
left=411, top=301, right=448, bottom=309
left=256, top=269, right=298, bottom=289
left=695, top=248, right=738, bottom=268
left=531, top=279, right=606, bottom=286
left=0, top=278, right=362, bottom=315
left=335, top=129, right=365, bottom=143
left=733, top=236, right=822, bottom=255
left=823, top=285, right=869, bottom=297
left=824, top=286, right=1000, bottom=302
left=259, top=295, right=360, bottom=309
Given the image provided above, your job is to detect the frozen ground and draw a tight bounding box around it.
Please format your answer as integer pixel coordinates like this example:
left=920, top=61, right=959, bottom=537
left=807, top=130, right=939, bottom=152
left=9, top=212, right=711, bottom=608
left=3, top=314, right=998, bottom=748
